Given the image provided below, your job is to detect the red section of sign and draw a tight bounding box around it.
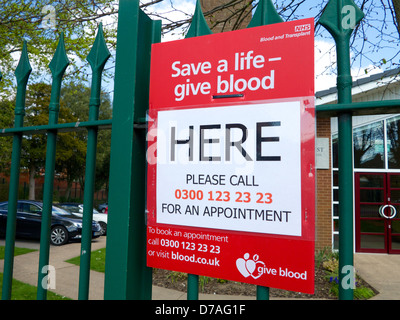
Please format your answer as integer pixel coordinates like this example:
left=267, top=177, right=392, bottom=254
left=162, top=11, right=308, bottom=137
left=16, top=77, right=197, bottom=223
left=147, top=19, right=315, bottom=294
left=149, top=19, right=314, bottom=109
left=147, top=226, right=314, bottom=293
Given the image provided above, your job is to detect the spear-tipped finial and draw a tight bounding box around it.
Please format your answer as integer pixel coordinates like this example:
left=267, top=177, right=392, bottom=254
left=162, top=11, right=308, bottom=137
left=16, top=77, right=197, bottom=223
left=15, top=41, right=32, bottom=86
left=14, top=41, right=32, bottom=116
left=48, top=33, right=69, bottom=115
left=186, top=0, right=212, bottom=38
left=318, top=0, right=364, bottom=41
left=87, top=23, right=111, bottom=120
left=87, top=23, right=111, bottom=74
left=247, top=0, right=283, bottom=28
left=49, top=32, right=69, bottom=80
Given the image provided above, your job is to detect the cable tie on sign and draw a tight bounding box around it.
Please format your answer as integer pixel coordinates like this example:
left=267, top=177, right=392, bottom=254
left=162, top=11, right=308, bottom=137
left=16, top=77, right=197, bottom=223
left=212, top=94, right=244, bottom=99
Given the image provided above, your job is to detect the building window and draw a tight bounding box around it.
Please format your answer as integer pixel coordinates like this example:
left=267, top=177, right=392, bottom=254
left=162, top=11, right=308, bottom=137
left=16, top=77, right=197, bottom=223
left=387, top=115, right=400, bottom=169
left=353, top=121, right=385, bottom=169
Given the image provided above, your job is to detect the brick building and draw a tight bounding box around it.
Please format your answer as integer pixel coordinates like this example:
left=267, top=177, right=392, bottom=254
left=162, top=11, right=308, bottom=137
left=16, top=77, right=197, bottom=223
left=317, top=69, right=400, bottom=254
left=201, top=2, right=400, bottom=254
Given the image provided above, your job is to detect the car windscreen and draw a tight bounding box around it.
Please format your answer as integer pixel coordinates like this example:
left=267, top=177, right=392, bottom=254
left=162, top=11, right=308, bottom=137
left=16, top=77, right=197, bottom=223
left=52, top=205, right=72, bottom=216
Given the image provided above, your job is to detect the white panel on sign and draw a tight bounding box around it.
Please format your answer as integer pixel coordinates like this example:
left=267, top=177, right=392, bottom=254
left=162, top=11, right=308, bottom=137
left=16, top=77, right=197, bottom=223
left=156, top=101, right=302, bottom=236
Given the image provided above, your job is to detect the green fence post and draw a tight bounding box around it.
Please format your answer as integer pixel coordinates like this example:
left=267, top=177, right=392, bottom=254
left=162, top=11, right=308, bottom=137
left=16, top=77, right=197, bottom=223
left=1, top=42, right=31, bottom=300
left=246, top=0, right=282, bottom=301
left=104, top=0, right=161, bottom=300
left=185, top=0, right=212, bottom=39
left=319, top=0, right=364, bottom=300
left=247, top=0, right=283, bottom=28
left=256, top=286, right=270, bottom=300
left=187, top=274, right=199, bottom=300
left=36, top=33, right=69, bottom=300
left=184, top=0, right=211, bottom=300
left=78, top=23, right=110, bottom=300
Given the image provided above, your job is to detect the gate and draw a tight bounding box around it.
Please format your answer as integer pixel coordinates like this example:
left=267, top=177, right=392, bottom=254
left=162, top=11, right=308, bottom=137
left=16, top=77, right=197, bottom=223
left=0, top=0, right=399, bottom=300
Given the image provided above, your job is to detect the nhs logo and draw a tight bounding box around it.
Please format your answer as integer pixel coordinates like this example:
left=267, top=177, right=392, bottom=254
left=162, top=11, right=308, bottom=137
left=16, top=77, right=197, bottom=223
left=295, top=24, right=311, bottom=32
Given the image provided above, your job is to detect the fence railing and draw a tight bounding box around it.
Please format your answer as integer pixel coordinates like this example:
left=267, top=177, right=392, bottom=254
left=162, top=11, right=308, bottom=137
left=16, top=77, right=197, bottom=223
left=1, top=0, right=399, bottom=300
left=0, top=23, right=111, bottom=300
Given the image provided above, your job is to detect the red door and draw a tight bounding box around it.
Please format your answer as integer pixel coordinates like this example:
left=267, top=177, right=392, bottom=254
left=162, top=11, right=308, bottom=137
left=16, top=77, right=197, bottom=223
left=355, top=173, right=400, bottom=254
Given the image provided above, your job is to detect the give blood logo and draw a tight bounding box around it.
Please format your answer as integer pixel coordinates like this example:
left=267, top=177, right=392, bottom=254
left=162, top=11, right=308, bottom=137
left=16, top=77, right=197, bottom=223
left=236, top=252, right=309, bottom=281
left=236, top=253, right=266, bottom=279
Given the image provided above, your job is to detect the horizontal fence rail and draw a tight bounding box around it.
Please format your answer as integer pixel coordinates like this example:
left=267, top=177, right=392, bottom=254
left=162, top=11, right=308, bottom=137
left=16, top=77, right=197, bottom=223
left=0, top=119, right=112, bottom=136
left=316, top=100, right=400, bottom=116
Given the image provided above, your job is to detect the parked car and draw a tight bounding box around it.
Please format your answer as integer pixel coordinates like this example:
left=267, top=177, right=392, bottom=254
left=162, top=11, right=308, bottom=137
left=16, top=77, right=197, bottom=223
left=58, top=202, right=108, bottom=235
left=0, top=200, right=102, bottom=246
left=98, top=202, right=108, bottom=213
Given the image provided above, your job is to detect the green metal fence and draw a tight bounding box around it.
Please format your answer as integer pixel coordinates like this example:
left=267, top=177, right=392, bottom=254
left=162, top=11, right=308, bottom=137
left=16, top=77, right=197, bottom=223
left=1, top=0, right=399, bottom=301
left=0, top=21, right=112, bottom=300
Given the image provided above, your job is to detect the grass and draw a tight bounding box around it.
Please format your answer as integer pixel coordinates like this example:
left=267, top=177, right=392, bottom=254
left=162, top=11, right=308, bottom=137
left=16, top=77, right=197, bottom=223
left=0, top=246, right=37, bottom=259
left=0, top=245, right=70, bottom=300
left=0, top=273, right=70, bottom=300
left=66, top=248, right=106, bottom=273
left=67, top=246, right=377, bottom=299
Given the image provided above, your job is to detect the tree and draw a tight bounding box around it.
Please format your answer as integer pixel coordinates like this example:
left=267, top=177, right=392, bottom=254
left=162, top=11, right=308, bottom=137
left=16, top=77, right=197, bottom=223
left=0, top=0, right=118, bottom=91
left=59, top=82, right=112, bottom=198
left=391, top=0, right=400, bottom=34
left=21, top=82, right=107, bottom=200
left=2, top=0, right=400, bottom=94
left=22, top=82, right=50, bottom=199
left=0, top=99, right=15, bottom=174
left=147, top=0, right=400, bottom=77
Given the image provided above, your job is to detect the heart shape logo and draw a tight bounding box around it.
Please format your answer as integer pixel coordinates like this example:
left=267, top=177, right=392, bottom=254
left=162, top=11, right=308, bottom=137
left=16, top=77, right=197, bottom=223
left=245, top=259, right=256, bottom=275
left=236, top=253, right=267, bottom=279
left=236, top=258, right=250, bottom=278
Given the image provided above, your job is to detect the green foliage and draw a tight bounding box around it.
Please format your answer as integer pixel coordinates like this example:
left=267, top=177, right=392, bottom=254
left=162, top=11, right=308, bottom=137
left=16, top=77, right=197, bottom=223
left=0, top=0, right=118, bottom=93
left=354, top=286, right=376, bottom=300
left=217, top=278, right=228, bottom=284
left=199, top=276, right=209, bottom=292
left=21, top=82, right=51, bottom=173
left=167, top=271, right=188, bottom=283
left=0, top=246, right=68, bottom=300
left=315, top=247, right=339, bottom=268
left=0, top=99, right=14, bottom=173
left=0, top=246, right=37, bottom=259
left=317, top=249, right=376, bottom=300
left=322, top=258, right=339, bottom=273
left=66, top=248, right=106, bottom=273
left=0, top=80, right=112, bottom=199
left=326, top=276, right=375, bottom=300
left=0, top=273, right=70, bottom=300
left=59, top=82, right=112, bottom=194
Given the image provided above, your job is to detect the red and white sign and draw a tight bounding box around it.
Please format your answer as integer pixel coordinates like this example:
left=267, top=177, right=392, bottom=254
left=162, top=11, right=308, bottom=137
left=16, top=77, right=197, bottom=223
left=147, top=18, right=315, bottom=294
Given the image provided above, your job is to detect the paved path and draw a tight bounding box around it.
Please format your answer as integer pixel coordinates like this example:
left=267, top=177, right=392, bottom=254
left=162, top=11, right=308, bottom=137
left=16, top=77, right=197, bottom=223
left=0, top=237, right=248, bottom=300
left=1, top=237, right=399, bottom=300
left=355, top=253, right=400, bottom=300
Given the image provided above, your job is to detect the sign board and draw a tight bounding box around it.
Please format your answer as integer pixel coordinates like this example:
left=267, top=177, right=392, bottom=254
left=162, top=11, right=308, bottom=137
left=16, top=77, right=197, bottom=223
left=147, top=18, right=315, bottom=294
left=316, top=138, right=330, bottom=169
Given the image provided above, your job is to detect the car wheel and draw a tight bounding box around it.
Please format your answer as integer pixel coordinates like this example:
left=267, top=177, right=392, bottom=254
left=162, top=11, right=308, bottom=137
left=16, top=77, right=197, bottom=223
left=50, top=226, right=69, bottom=246
left=99, top=222, right=107, bottom=236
